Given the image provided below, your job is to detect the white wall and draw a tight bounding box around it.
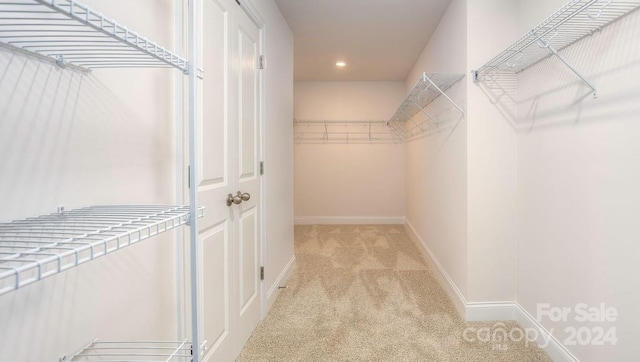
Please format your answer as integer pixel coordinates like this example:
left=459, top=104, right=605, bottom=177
left=251, top=0, right=296, bottom=310
left=465, top=0, right=519, bottom=303
left=404, top=0, right=469, bottom=305
left=405, top=0, right=467, bottom=90
left=0, top=1, right=178, bottom=360
left=294, top=81, right=406, bottom=223
left=514, top=1, right=640, bottom=360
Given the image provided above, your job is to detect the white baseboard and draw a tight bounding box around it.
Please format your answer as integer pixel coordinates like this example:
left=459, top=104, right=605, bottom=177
left=404, top=218, right=468, bottom=318
left=464, top=302, right=579, bottom=362
left=515, top=304, right=580, bottom=362
left=265, top=255, right=296, bottom=314
left=466, top=301, right=518, bottom=321
left=404, top=218, right=578, bottom=362
left=294, top=216, right=405, bottom=225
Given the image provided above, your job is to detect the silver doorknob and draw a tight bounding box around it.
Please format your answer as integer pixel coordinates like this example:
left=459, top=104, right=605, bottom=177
left=226, top=192, right=243, bottom=206
left=227, top=191, right=250, bottom=206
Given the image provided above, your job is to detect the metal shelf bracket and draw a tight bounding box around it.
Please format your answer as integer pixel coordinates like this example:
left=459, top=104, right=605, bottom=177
left=472, top=0, right=640, bottom=99
left=537, top=33, right=598, bottom=98
left=387, top=72, right=465, bottom=141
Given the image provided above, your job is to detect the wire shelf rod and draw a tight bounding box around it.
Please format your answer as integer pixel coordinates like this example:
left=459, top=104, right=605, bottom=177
left=473, top=0, right=640, bottom=92
left=0, top=205, right=205, bottom=296
left=16, top=48, right=142, bottom=53
left=387, top=72, right=465, bottom=141
left=295, top=141, right=401, bottom=144
left=60, top=339, right=200, bottom=362
left=293, top=119, right=402, bottom=144
left=294, top=119, right=388, bottom=124
left=6, top=39, right=135, bottom=45
left=42, top=55, right=159, bottom=60
left=0, top=0, right=189, bottom=72
left=0, top=218, right=172, bottom=225
left=73, top=64, right=175, bottom=68
left=0, top=29, right=100, bottom=33
left=0, top=17, right=83, bottom=21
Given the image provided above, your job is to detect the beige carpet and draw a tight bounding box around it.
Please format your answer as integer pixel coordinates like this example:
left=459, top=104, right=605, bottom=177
left=238, top=225, right=551, bottom=361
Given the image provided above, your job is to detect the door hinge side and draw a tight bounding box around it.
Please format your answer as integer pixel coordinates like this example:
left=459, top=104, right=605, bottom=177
left=260, top=161, right=264, bottom=175
left=188, top=165, right=191, bottom=189
left=260, top=266, right=264, bottom=281
left=258, top=55, right=265, bottom=70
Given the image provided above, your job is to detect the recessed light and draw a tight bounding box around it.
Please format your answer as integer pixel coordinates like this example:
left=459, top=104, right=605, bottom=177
left=336, top=61, right=346, bottom=67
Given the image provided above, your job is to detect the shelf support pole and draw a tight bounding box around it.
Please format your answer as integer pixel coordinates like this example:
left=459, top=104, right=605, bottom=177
left=423, top=74, right=466, bottom=115
left=409, top=99, right=439, bottom=127
left=187, top=0, right=201, bottom=361
left=546, top=44, right=598, bottom=99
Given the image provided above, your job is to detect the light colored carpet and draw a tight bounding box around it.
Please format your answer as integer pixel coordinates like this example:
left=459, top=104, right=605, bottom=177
left=238, top=225, right=551, bottom=361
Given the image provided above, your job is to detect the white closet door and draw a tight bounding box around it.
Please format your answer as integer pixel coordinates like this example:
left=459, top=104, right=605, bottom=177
left=198, top=0, right=235, bottom=360
left=233, top=5, right=261, bottom=350
left=195, top=0, right=261, bottom=361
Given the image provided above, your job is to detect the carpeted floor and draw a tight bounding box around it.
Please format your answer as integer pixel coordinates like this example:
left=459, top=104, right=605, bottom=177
left=238, top=225, right=551, bottom=361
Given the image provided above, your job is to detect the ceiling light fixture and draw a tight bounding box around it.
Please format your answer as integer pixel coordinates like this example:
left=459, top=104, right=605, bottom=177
left=336, top=61, right=346, bottom=67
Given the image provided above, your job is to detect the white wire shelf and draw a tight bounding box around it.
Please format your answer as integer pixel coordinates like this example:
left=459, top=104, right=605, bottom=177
left=472, top=0, right=640, bottom=98
left=294, top=119, right=403, bottom=144
left=0, top=205, right=205, bottom=296
left=0, top=0, right=189, bottom=72
left=387, top=72, right=465, bottom=141
left=60, top=339, right=204, bottom=362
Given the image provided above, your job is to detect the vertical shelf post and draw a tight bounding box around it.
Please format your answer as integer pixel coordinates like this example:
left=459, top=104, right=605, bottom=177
left=187, top=0, right=201, bottom=361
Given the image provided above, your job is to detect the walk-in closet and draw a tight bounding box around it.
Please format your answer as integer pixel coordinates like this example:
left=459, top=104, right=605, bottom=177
left=289, top=0, right=640, bottom=361
left=1, top=0, right=639, bottom=361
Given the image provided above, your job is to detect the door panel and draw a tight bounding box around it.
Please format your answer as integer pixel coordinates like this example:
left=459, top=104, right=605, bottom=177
left=239, top=207, right=258, bottom=313
left=202, top=223, right=230, bottom=356
left=198, top=0, right=230, bottom=232
left=194, top=0, right=261, bottom=360
left=198, top=0, right=234, bottom=361
left=201, top=0, right=227, bottom=187
left=234, top=8, right=261, bottom=350
left=237, top=205, right=259, bottom=347
left=238, top=26, right=257, bottom=180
